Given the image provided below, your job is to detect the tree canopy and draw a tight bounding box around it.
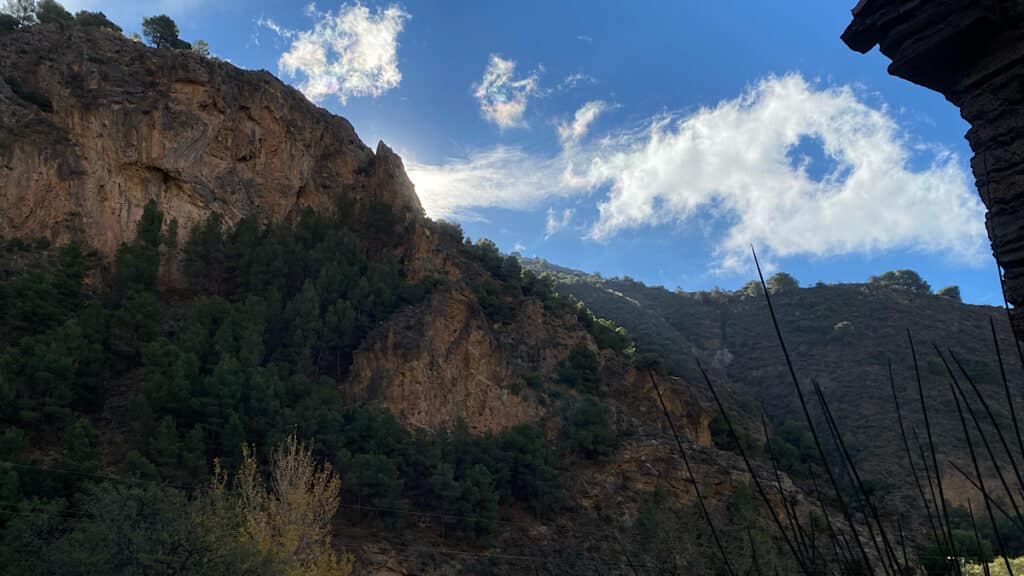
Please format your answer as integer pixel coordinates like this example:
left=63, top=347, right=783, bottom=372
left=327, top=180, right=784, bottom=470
left=868, top=269, right=932, bottom=294
left=142, top=14, right=189, bottom=49
left=767, top=272, right=799, bottom=294
left=936, top=285, right=962, bottom=301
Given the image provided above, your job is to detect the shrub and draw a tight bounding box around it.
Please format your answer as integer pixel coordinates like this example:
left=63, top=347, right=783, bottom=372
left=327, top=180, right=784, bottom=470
left=767, top=272, right=799, bottom=294
left=869, top=269, right=931, bottom=294
left=231, top=434, right=354, bottom=575
left=142, top=14, right=189, bottom=49
left=565, top=397, right=616, bottom=460
left=73, top=10, right=120, bottom=32
left=36, top=0, right=71, bottom=26
left=936, top=285, right=962, bottom=301
left=191, top=39, right=210, bottom=57
left=0, top=12, right=17, bottom=30
left=4, top=76, right=53, bottom=112
left=558, top=343, right=601, bottom=392
left=436, top=220, right=464, bottom=244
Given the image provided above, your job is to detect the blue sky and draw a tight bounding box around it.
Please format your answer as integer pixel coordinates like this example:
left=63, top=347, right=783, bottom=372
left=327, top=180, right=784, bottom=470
left=63, top=0, right=1000, bottom=304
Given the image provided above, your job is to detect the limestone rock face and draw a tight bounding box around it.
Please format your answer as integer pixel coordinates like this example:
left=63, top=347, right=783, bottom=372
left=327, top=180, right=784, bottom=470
left=0, top=25, right=422, bottom=258
left=842, top=1, right=1024, bottom=336
left=345, top=286, right=545, bottom=433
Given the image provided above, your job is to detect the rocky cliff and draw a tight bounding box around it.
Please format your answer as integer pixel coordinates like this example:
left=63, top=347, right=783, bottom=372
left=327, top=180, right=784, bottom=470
left=0, top=23, right=820, bottom=573
left=0, top=24, right=423, bottom=264
left=842, top=0, right=1024, bottom=337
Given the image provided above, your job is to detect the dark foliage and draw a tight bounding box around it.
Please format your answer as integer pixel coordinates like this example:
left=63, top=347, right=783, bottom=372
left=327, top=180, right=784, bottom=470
left=4, top=75, right=53, bottom=112
left=564, top=397, right=616, bottom=460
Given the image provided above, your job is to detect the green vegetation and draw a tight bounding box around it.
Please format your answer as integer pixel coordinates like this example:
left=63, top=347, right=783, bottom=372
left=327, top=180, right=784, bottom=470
left=191, top=38, right=210, bottom=57
left=767, top=271, right=799, bottom=294
left=0, top=0, right=34, bottom=26
left=0, top=434, right=349, bottom=576
left=557, top=343, right=602, bottom=392
left=0, top=197, right=575, bottom=570
left=142, top=14, right=190, bottom=49
left=937, top=284, right=962, bottom=301
left=0, top=0, right=120, bottom=32
left=35, top=0, right=70, bottom=26
left=869, top=268, right=932, bottom=294
left=710, top=412, right=763, bottom=457
left=4, top=75, right=53, bottom=112
left=765, top=419, right=817, bottom=476
left=70, top=9, right=119, bottom=31
left=564, top=397, right=616, bottom=460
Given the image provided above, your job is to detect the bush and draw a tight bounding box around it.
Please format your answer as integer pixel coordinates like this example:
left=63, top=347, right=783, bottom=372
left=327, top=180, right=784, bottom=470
left=632, top=352, right=665, bottom=374
left=869, top=269, right=931, bottom=294
left=767, top=272, right=799, bottom=294
left=4, top=76, right=53, bottom=112
left=73, top=10, right=120, bottom=32
left=36, top=0, right=71, bottom=26
left=231, top=434, right=354, bottom=575
left=142, top=14, right=189, bottom=49
left=937, top=285, right=962, bottom=301
left=558, top=343, right=601, bottom=392
left=565, top=397, right=616, bottom=460
left=436, top=220, right=464, bottom=244
left=191, top=39, right=210, bottom=57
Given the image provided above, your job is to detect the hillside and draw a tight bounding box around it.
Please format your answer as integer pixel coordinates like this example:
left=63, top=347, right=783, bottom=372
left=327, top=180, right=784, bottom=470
left=522, top=257, right=1024, bottom=523
left=0, top=22, right=829, bottom=575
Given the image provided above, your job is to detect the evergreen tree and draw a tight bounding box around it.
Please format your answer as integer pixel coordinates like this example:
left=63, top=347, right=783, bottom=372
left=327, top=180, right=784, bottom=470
left=142, top=14, right=189, bottom=49
left=565, top=397, right=616, bottom=460
left=35, top=0, right=70, bottom=26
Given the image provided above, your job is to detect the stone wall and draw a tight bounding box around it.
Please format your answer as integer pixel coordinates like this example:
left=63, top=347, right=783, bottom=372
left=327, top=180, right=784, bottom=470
left=842, top=0, right=1024, bottom=336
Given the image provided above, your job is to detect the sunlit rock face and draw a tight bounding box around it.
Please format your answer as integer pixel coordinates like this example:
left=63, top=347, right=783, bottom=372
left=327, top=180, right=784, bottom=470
left=0, top=24, right=423, bottom=262
left=843, top=1, right=1024, bottom=336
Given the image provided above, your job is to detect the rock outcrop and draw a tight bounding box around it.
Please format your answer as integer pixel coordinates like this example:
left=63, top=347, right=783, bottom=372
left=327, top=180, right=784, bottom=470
left=0, top=24, right=422, bottom=260
left=842, top=0, right=1024, bottom=336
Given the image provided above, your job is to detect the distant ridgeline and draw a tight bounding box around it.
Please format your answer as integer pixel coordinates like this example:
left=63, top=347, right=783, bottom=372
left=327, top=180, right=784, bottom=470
left=520, top=255, right=1023, bottom=527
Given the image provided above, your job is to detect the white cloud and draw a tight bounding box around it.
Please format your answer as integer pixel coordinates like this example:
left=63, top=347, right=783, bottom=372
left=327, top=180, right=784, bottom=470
left=558, top=100, right=609, bottom=146
left=407, top=147, right=571, bottom=221
left=545, top=208, right=575, bottom=238
left=576, top=35, right=593, bottom=43
left=558, top=72, right=597, bottom=91
left=411, top=74, right=987, bottom=268
left=473, top=55, right=540, bottom=129
left=273, top=3, right=409, bottom=104
left=257, top=17, right=294, bottom=39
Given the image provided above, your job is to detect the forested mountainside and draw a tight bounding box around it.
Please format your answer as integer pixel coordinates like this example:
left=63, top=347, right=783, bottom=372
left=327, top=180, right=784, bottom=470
left=522, top=256, right=1024, bottom=565
left=0, top=21, right=837, bottom=575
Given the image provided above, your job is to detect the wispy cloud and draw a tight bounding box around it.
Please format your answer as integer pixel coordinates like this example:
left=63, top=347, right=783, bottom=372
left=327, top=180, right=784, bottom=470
left=407, top=147, right=570, bottom=221
left=558, top=100, right=609, bottom=146
left=473, top=55, right=541, bottom=129
left=256, top=17, right=294, bottom=39
left=545, top=208, right=575, bottom=238
left=576, top=34, right=593, bottom=43
left=410, top=74, right=987, bottom=269
left=267, top=3, right=410, bottom=104
left=558, top=72, right=597, bottom=92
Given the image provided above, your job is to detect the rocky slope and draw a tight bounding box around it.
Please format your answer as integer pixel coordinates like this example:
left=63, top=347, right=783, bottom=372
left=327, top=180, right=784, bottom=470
left=522, top=257, right=1022, bottom=521
left=842, top=0, right=1024, bottom=339
left=0, top=24, right=432, bottom=275
left=1, top=24, right=794, bottom=574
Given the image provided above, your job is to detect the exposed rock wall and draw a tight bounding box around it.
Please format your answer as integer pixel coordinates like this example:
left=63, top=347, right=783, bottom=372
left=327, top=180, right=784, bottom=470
left=842, top=0, right=1024, bottom=336
left=0, top=25, right=422, bottom=259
